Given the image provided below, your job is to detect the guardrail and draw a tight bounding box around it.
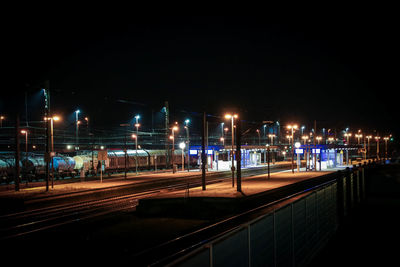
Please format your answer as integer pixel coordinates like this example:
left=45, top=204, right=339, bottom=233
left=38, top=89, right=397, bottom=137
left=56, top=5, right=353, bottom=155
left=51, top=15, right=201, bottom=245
left=168, top=165, right=367, bottom=267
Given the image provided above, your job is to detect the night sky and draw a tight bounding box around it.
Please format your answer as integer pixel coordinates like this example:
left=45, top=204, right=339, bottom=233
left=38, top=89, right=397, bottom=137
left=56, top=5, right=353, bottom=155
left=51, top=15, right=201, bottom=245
left=3, top=12, right=399, bottom=135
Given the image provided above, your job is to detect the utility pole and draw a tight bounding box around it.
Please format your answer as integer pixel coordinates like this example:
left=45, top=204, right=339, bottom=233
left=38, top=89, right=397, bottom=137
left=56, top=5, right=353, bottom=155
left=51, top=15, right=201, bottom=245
left=14, top=113, right=20, bottom=191
left=236, top=118, right=241, bottom=192
left=164, top=101, right=170, bottom=169
left=44, top=81, right=50, bottom=192
left=201, top=111, right=206, bottom=190
left=314, top=120, right=317, bottom=171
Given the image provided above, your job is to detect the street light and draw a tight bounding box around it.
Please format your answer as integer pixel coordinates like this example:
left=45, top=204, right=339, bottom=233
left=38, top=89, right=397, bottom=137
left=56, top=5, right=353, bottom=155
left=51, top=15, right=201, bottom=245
left=355, top=133, right=363, bottom=145
left=295, top=141, right=301, bottom=172
left=171, top=125, right=179, bottom=173
left=131, top=134, right=139, bottom=175
left=383, top=137, right=389, bottom=159
left=316, top=136, right=322, bottom=144
left=375, top=136, right=381, bottom=160
left=220, top=137, right=225, bottom=146
left=75, top=110, right=80, bottom=150
left=21, top=130, right=28, bottom=183
left=225, top=114, right=238, bottom=187
left=287, top=124, right=298, bottom=173
left=344, top=132, right=352, bottom=165
left=185, top=119, right=190, bottom=171
left=179, top=142, right=186, bottom=171
left=0, top=115, right=5, bottom=127
left=45, top=115, right=61, bottom=188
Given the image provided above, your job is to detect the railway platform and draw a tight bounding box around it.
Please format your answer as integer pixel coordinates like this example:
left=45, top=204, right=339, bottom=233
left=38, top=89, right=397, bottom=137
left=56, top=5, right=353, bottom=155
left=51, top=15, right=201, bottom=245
left=136, top=168, right=340, bottom=219
left=0, top=162, right=293, bottom=213
left=0, top=160, right=295, bottom=199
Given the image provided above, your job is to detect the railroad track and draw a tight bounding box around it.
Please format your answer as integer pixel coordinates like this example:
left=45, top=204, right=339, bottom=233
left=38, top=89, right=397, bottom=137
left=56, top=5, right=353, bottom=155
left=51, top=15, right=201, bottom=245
left=0, top=165, right=290, bottom=241
left=0, top=177, right=228, bottom=240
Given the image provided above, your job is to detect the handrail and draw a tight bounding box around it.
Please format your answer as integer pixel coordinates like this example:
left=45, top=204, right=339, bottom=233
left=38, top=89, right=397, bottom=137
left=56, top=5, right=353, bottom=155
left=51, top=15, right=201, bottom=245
left=140, top=173, right=340, bottom=266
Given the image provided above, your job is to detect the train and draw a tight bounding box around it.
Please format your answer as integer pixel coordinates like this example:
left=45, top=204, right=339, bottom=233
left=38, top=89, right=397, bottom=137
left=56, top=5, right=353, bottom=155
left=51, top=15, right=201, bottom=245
left=0, top=149, right=198, bottom=184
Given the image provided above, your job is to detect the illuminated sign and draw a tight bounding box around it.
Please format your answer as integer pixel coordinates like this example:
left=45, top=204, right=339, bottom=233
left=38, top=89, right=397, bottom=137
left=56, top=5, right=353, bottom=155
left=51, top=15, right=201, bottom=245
left=312, top=149, right=321, bottom=154
left=189, top=149, right=214, bottom=155
left=295, top=149, right=304, bottom=154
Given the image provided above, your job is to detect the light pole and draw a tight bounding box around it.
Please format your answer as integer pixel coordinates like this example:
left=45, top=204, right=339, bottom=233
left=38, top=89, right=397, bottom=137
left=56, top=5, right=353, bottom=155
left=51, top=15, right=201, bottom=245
left=0, top=115, right=4, bottom=127
left=256, top=129, right=261, bottom=146
left=179, top=142, right=186, bottom=171
left=45, top=115, right=60, bottom=188
left=287, top=124, right=298, bottom=173
left=375, top=136, right=380, bottom=160
left=21, top=130, right=28, bottom=184
left=344, top=132, right=352, bottom=165
left=316, top=136, right=322, bottom=144
left=302, top=135, right=309, bottom=171
left=355, top=133, right=362, bottom=145
left=134, top=115, right=140, bottom=176
left=225, top=114, right=238, bottom=187
left=131, top=134, right=138, bottom=174
left=171, top=125, right=178, bottom=173
left=383, top=136, right=389, bottom=159
left=295, top=141, right=301, bottom=172
left=185, top=119, right=190, bottom=172
left=75, top=110, right=80, bottom=150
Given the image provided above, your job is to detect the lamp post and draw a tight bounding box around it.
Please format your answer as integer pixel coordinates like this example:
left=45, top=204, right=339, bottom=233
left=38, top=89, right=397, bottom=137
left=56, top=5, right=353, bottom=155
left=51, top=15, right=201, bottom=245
left=131, top=134, right=138, bottom=175
left=75, top=110, right=80, bottom=150
left=383, top=137, right=389, bottom=159
left=344, top=132, right=352, bottom=165
left=171, top=125, right=178, bottom=173
left=45, top=115, right=60, bottom=188
left=134, top=115, right=140, bottom=176
left=287, top=124, right=298, bottom=173
left=302, top=135, right=309, bottom=171
left=225, top=114, right=238, bottom=187
left=375, top=136, right=381, bottom=160
left=21, top=130, right=28, bottom=184
left=0, top=115, right=4, bottom=127
left=355, top=133, right=362, bottom=145
left=185, top=119, right=190, bottom=172
left=295, top=141, right=301, bottom=172
left=179, top=142, right=185, bottom=171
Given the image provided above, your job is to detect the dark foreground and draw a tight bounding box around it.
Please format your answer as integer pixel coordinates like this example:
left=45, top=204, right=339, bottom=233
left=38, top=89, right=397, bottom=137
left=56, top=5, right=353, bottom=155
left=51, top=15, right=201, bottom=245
left=309, top=163, right=400, bottom=266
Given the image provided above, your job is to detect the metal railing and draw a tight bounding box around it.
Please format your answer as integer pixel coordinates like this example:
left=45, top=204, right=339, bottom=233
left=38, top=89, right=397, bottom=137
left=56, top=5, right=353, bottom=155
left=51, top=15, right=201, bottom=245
left=169, top=166, right=365, bottom=267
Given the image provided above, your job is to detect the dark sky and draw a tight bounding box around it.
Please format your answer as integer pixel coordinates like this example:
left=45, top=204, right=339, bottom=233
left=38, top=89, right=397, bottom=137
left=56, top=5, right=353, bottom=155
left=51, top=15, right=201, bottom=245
left=3, top=12, right=399, bottom=135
